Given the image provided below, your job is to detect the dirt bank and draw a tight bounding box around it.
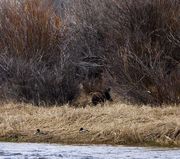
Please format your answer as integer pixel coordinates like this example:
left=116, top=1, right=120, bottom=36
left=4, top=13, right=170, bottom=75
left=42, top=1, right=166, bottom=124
left=0, top=102, right=179, bottom=147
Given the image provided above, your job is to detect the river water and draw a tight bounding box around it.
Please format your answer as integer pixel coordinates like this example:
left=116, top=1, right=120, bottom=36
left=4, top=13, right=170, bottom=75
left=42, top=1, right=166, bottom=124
left=0, top=142, right=179, bottom=159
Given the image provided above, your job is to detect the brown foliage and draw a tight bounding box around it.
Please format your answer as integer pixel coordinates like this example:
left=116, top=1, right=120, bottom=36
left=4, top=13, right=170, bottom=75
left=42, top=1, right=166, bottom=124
left=0, top=0, right=80, bottom=105
left=0, top=0, right=62, bottom=57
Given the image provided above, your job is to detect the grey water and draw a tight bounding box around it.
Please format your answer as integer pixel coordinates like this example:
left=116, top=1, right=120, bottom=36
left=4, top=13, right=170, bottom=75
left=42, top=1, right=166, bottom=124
left=0, top=142, right=180, bottom=159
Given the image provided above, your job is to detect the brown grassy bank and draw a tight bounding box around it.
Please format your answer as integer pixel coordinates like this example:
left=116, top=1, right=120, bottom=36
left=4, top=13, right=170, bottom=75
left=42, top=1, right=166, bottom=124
left=0, top=102, right=180, bottom=147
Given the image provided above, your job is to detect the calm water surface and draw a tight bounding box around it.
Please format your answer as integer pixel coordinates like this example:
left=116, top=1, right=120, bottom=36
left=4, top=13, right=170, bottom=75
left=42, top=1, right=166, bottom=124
left=0, top=142, right=180, bottom=159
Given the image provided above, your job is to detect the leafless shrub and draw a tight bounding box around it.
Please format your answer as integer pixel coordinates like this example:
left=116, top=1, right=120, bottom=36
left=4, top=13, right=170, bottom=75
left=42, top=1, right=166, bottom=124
left=0, top=53, right=80, bottom=105
left=102, top=0, right=180, bottom=105
left=0, top=0, right=80, bottom=105
left=65, top=0, right=111, bottom=94
left=0, top=0, right=179, bottom=106
left=0, top=0, right=64, bottom=57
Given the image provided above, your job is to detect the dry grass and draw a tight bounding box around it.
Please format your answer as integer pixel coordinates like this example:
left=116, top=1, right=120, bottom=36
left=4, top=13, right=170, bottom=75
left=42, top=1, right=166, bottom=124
left=0, top=102, right=180, bottom=147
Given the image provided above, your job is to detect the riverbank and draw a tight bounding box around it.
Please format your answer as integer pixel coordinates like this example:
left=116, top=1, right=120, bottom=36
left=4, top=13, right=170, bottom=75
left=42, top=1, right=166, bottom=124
left=0, top=102, right=180, bottom=147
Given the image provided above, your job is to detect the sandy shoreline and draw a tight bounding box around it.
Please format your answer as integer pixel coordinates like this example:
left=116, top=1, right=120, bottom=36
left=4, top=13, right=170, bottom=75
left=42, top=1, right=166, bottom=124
left=0, top=102, right=180, bottom=147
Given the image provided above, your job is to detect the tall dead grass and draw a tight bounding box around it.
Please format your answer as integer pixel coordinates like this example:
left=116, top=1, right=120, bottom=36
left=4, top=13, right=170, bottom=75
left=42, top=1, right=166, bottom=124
left=0, top=102, right=179, bottom=146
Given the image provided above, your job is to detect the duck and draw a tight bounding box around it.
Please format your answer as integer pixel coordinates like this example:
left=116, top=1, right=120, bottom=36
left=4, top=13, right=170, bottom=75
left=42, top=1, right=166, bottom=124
left=79, top=127, right=89, bottom=133
left=34, top=129, right=47, bottom=135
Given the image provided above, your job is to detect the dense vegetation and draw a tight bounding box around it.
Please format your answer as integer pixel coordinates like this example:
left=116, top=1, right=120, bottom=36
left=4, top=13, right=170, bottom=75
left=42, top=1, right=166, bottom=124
left=0, top=0, right=179, bottom=105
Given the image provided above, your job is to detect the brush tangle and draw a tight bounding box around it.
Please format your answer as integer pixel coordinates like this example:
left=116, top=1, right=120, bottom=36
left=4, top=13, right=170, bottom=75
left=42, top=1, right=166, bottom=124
left=0, top=0, right=179, bottom=105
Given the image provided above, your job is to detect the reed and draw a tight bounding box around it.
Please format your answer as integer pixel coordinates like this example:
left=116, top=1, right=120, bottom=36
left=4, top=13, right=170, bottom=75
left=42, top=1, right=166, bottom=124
left=0, top=102, right=179, bottom=146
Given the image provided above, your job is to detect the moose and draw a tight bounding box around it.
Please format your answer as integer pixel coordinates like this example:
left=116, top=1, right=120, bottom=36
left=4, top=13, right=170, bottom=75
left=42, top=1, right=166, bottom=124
left=91, top=88, right=113, bottom=105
